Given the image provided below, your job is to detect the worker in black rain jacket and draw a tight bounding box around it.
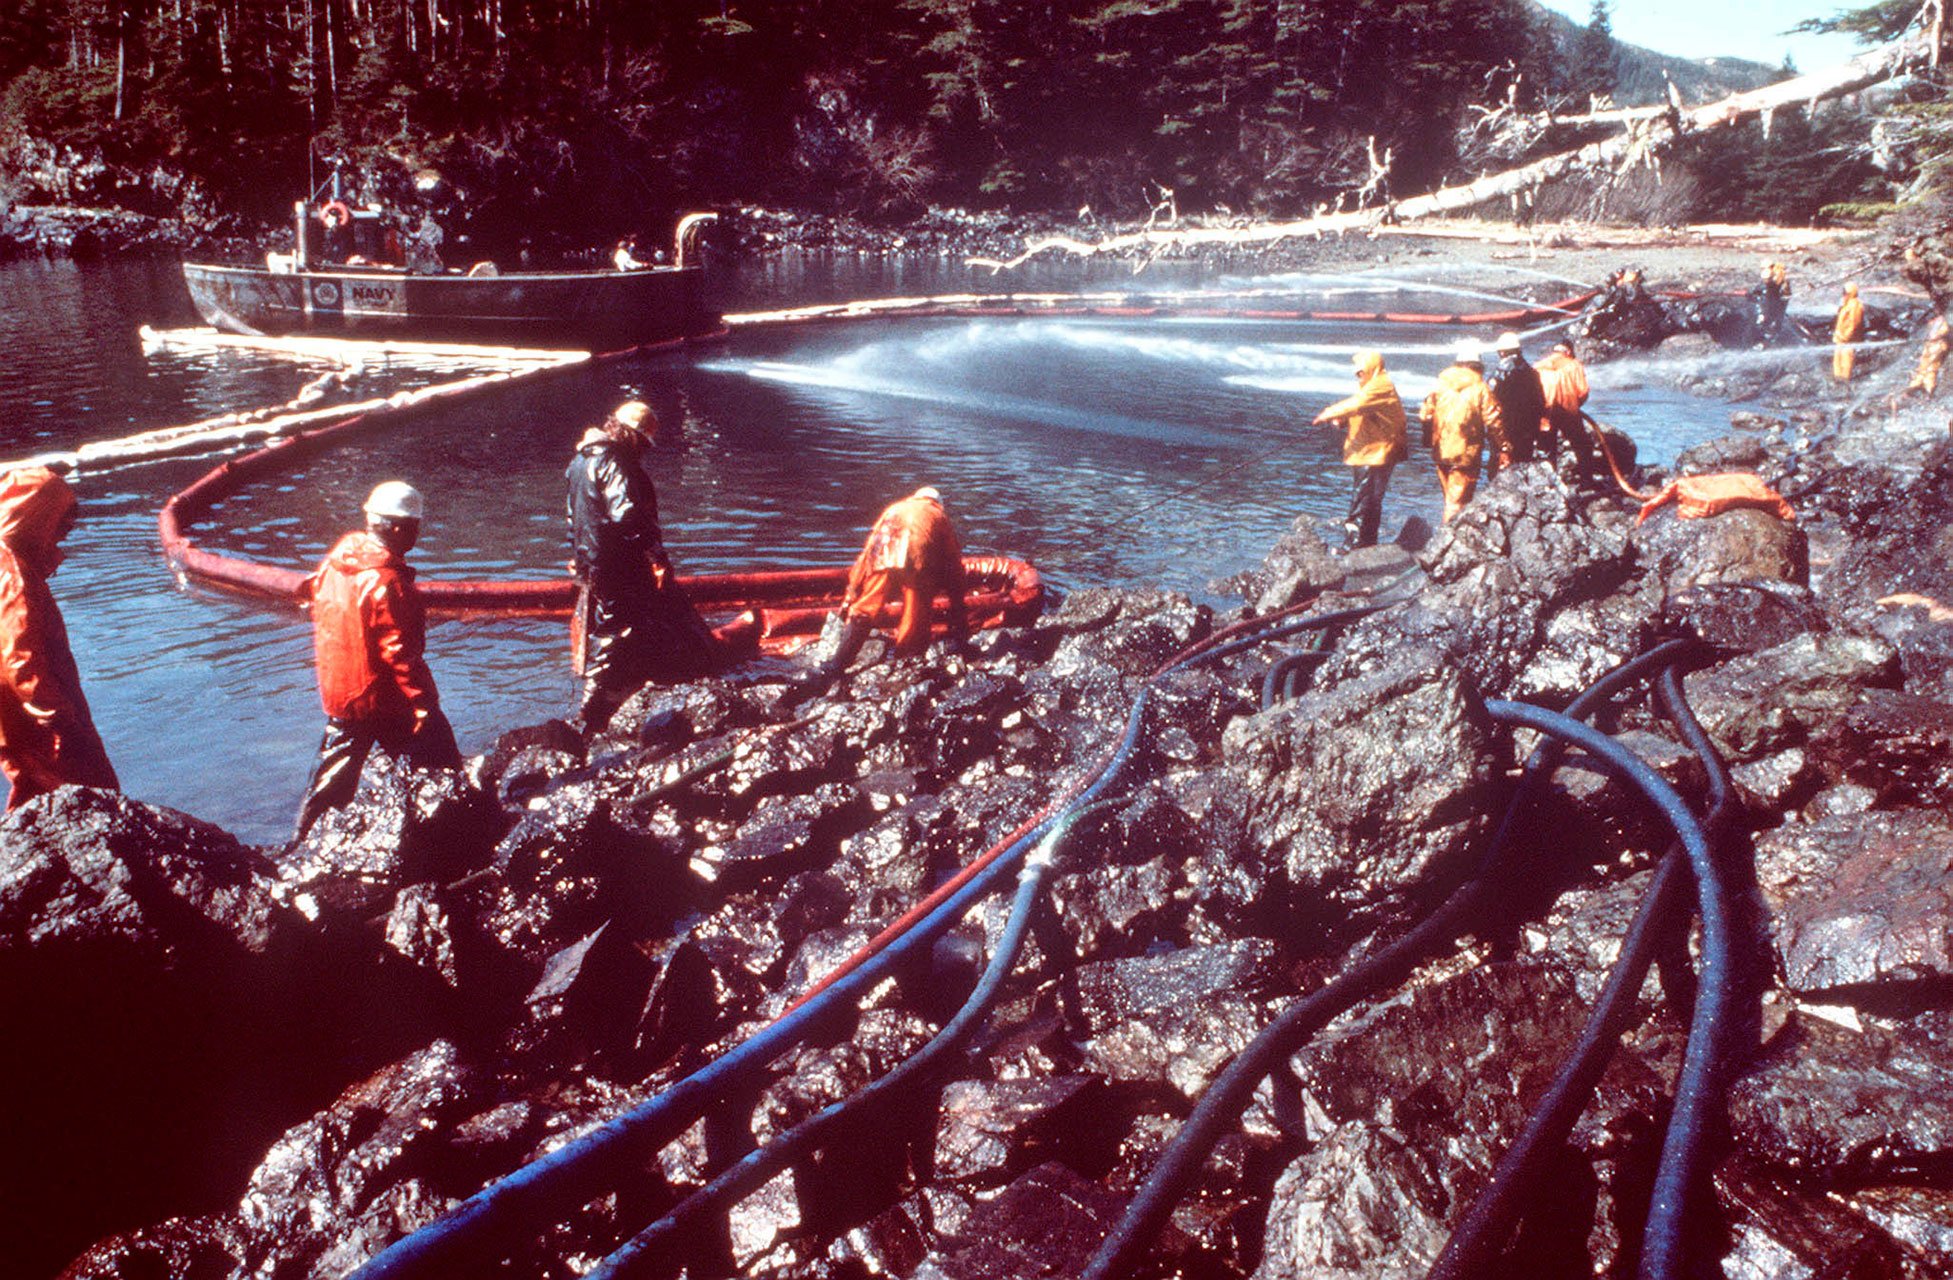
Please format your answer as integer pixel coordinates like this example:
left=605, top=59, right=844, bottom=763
left=564, top=399, right=721, bottom=733
left=1485, top=331, right=1546, bottom=474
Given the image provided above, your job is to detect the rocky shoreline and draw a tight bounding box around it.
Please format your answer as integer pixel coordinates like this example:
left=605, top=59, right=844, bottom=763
left=7, top=373, right=1953, bottom=1277
left=7, top=219, right=1953, bottom=1279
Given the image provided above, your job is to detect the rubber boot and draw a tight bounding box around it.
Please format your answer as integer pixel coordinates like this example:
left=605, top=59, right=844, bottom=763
left=574, top=680, right=625, bottom=736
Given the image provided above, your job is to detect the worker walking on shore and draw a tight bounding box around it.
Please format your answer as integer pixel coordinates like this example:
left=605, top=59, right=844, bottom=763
left=1486, top=331, right=1545, bottom=472
left=1751, top=261, right=1793, bottom=345
left=565, top=399, right=722, bottom=733
left=0, top=466, right=117, bottom=811
left=1420, top=342, right=1503, bottom=522
left=294, top=481, right=460, bottom=839
left=1311, top=350, right=1407, bottom=550
left=1896, top=314, right=1953, bottom=404
left=1833, top=283, right=1866, bottom=382
left=1536, top=338, right=1597, bottom=486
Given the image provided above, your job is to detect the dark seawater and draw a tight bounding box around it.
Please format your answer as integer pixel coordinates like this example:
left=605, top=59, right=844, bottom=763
left=0, top=252, right=1744, bottom=842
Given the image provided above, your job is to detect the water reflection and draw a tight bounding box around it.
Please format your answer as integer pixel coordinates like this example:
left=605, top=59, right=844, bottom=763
left=0, top=255, right=1746, bottom=842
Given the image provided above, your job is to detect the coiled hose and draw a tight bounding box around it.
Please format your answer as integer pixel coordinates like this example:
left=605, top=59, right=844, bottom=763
left=1080, top=647, right=1710, bottom=1280
left=585, top=796, right=1118, bottom=1280
left=1427, top=653, right=1735, bottom=1279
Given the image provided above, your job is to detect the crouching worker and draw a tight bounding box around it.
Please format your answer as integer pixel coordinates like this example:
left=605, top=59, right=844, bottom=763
left=0, top=466, right=117, bottom=810
left=565, top=399, right=722, bottom=733
left=294, top=481, right=460, bottom=840
left=795, top=487, right=969, bottom=701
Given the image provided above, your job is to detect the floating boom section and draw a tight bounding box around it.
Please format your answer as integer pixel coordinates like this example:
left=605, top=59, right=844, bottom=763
left=158, top=408, right=1041, bottom=649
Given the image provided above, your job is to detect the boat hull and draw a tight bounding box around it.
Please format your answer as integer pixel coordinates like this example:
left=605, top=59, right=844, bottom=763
left=181, top=261, right=718, bottom=350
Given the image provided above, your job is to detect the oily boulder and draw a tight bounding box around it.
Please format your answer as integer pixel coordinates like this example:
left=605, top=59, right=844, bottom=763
left=1631, top=505, right=1809, bottom=595
left=1066, top=940, right=1285, bottom=1102
left=0, top=789, right=353, bottom=1280
left=1817, top=438, right=1953, bottom=612
left=1223, top=647, right=1504, bottom=943
left=1808, top=688, right=1953, bottom=808
left=1256, top=962, right=1612, bottom=1280
left=932, top=1075, right=1119, bottom=1187
left=1728, top=1011, right=1953, bottom=1188
left=1660, top=580, right=1829, bottom=656
left=1683, top=632, right=1903, bottom=763
left=695, top=782, right=871, bottom=888
left=1043, top=789, right=1207, bottom=963
left=57, top=1215, right=248, bottom=1280
left=1249, top=516, right=1348, bottom=611
left=282, top=753, right=502, bottom=920
left=1044, top=588, right=1212, bottom=678
left=912, top=1161, right=1129, bottom=1280
left=1756, top=809, right=1953, bottom=999
left=235, top=1041, right=480, bottom=1275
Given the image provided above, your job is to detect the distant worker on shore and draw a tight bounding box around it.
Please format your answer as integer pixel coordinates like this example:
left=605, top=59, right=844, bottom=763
left=1535, top=338, right=1597, bottom=487
left=815, top=487, right=970, bottom=688
left=1486, top=331, right=1546, bottom=473
left=1895, top=314, right=1953, bottom=405
left=1833, top=283, right=1866, bottom=383
left=1751, top=260, right=1793, bottom=346
left=0, top=467, right=117, bottom=811
left=613, top=236, right=646, bottom=271
left=294, top=481, right=460, bottom=840
left=1310, top=350, right=1407, bottom=550
left=1420, top=341, right=1503, bottom=522
left=565, top=399, right=723, bottom=733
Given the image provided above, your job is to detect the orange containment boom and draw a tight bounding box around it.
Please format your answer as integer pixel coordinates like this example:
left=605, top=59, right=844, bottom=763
left=158, top=415, right=1043, bottom=653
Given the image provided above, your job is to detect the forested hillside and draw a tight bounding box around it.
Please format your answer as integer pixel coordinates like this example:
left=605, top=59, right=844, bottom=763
left=0, top=0, right=1907, bottom=251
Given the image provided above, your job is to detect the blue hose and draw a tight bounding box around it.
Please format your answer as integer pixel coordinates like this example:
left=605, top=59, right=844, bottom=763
left=586, top=796, right=1116, bottom=1280
left=1080, top=676, right=1714, bottom=1280
left=347, top=697, right=1155, bottom=1280
left=1427, top=653, right=1731, bottom=1279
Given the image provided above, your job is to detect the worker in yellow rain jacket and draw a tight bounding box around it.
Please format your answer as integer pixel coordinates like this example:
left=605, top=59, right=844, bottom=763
left=1833, top=283, right=1866, bottom=383
left=1311, top=349, right=1407, bottom=549
left=1898, top=314, right=1952, bottom=402
left=1419, top=341, right=1503, bottom=522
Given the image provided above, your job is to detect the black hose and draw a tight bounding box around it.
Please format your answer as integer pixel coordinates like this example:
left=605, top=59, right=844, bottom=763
left=1258, top=648, right=1329, bottom=710
left=585, top=797, right=1114, bottom=1279
left=1426, top=655, right=1732, bottom=1279
left=1080, top=645, right=1704, bottom=1280
left=1170, top=600, right=1403, bottom=673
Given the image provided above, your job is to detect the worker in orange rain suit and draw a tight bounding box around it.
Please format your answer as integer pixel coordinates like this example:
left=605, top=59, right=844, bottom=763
left=0, top=466, right=117, bottom=810
left=1420, top=341, right=1503, bottom=522
left=822, top=487, right=969, bottom=680
left=1833, top=283, right=1866, bottom=383
left=1311, top=349, right=1408, bottom=550
left=1900, top=314, right=1953, bottom=401
left=293, top=480, right=460, bottom=840
left=1536, top=337, right=1598, bottom=486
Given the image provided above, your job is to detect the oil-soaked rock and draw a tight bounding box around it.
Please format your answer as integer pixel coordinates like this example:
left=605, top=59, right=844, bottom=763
left=1632, top=505, right=1809, bottom=594
left=1255, top=962, right=1620, bottom=1280
left=1223, top=648, right=1504, bottom=943
left=1757, top=809, right=1953, bottom=999
left=1684, top=631, right=1903, bottom=762
left=58, top=1215, right=247, bottom=1280
left=1046, top=588, right=1212, bottom=678
left=491, top=784, right=689, bottom=945
left=1068, top=940, right=1283, bottom=1101
left=1809, top=688, right=1953, bottom=808
left=932, top=1075, right=1118, bottom=1186
left=282, top=754, right=501, bottom=919
left=1661, top=580, right=1829, bottom=655
left=1728, top=1011, right=1953, bottom=1187
left=235, top=1041, right=479, bottom=1274
left=1246, top=517, right=1347, bottom=611
left=912, top=1161, right=1129, bottom=1280
left=695, top=782, right=870, bottom=887
left=472, top=719, right=585, bottom=809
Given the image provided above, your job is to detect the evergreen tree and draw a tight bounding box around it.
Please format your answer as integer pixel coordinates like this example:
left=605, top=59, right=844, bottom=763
left=1573, top=0, right=1616, bottom=102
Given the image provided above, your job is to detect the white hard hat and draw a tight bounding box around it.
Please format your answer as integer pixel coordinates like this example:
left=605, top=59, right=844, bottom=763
left=1453, top=340, right=1483, bottom=365
left=363, top=480, right=424, bottom=522
left=913, top=486, right=943, bottom=504
left=613, top=400, right=654, bottom=434
left=1495, top=331, right=1523, bottom=352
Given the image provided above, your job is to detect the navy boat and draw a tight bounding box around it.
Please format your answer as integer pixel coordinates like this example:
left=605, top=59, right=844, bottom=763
left=182, top=200, right=720, bottom=350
